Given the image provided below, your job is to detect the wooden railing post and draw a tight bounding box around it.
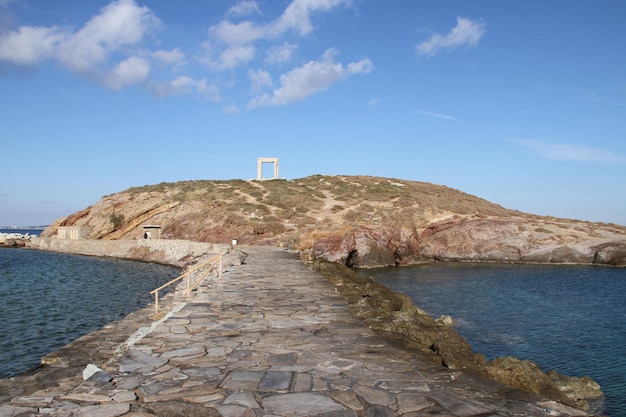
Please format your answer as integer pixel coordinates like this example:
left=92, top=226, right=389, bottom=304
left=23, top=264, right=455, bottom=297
left=149, top=252, right=224, bottom=314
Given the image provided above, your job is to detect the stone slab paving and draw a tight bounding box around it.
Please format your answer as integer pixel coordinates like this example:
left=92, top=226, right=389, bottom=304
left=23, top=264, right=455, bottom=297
left=1, top=246, right=594, bottom=417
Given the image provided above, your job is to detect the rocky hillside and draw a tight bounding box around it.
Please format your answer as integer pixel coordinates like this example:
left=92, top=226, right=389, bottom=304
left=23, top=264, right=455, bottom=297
left=42, top=175, right=626, bottom=267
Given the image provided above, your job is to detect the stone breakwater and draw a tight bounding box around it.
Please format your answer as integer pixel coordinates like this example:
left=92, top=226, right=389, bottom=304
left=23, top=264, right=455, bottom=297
left=0, top=244, right=604, bottom=416
left=0, top=232, right=34, bottom=247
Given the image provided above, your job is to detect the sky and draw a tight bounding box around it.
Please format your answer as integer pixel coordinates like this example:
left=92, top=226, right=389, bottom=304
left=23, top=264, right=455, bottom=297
left=1, top=0, right=625, bottom=227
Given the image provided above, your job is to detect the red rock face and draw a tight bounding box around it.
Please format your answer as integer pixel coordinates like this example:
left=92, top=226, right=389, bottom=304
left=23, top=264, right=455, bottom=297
left=419, top=218, right=533, bottom=262
left=311, top=227, right=357, bottom=264
left=303, top=215, right=626, bottom=267
left=308, top=225, right=422, bottom=267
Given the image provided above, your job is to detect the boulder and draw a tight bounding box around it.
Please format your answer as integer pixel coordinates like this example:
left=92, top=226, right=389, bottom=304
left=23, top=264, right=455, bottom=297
left=548, top=370, right=603, bottom=411
left=548, top=246, right=592, bottom=264
left=484, top=357, right=571, bottom=406
left=435, top=315, right=455, bottom=326
left=593, top=242, right=626, bottom=266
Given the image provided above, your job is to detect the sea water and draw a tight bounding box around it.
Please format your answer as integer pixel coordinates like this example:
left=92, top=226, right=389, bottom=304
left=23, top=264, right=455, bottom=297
left=363, top=262, right=626, bottom=417
left=0, top=246, right=179, bottom=378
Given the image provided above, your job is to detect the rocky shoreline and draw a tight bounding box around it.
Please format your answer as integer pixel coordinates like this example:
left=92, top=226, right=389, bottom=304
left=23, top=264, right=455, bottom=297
left=0, top=240, right=606, bottom=415
left=308, top=257, right=604, bottom=413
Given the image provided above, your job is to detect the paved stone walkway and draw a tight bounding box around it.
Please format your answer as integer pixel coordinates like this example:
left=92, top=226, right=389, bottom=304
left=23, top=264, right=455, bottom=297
left=1, top=246, right=593, bottom=416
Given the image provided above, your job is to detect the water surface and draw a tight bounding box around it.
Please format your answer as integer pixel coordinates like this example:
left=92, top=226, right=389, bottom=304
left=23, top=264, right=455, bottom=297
left=363, top=262, right=626, bottom=417
left=0, top=248, right=179, bottom=378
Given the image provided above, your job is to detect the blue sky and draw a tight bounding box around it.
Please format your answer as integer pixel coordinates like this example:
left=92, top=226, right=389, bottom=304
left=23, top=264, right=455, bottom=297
left=1, top=0, right=625, bottom=226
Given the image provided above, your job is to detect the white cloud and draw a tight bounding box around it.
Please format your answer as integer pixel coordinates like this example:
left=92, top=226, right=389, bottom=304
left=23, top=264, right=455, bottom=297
left=148, top=76, right=220, bottom=100
left=152, top=47, right=185, bottom=64
left=103, top=55, right=150, bottom=90
left=1, top=0, right=367, bottom=108
left=413, top=110, right=460, bottom=122
left=213, top=0, right=349, bottom=44
left=211, top=44, right=256, bottom=70
left=265, top=42, right=298, bottom=65
left=205, top=0, right=350, bottom=70
left=347, top=58, right=373, bottom=74
left=248, top=48, right=372, bottom=108
left=272, top=0, right=349, bottom=36
left=56, top=0, right=159, bottom=73
left=416, top=17, right=486, bottom=57
left=248, top=68, right=272, bottom=92
left=0, top=0, right=160, bottom=90
left=0, top=25, right=66, bottom=65
left=223, top=104, right=241, bottom=114
left=228, top=1, right=262, bottom=17
left=209, top=20, right=265, bottom=46
left=513, top=139, right=626, bottom=164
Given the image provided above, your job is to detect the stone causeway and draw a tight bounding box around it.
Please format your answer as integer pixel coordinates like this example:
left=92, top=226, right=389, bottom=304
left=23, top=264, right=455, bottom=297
left=0, top=246, right=594, bottom=416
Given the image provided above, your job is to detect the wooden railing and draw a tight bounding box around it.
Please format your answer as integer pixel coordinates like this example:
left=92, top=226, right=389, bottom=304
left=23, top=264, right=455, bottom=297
left=150, top=253, right=222, bottom=313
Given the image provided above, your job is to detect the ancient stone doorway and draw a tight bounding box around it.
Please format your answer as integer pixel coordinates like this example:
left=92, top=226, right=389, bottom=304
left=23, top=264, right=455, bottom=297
left=257, top=158, right=279, bottom=180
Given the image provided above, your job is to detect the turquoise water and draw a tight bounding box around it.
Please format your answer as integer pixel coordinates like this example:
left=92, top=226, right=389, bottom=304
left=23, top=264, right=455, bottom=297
left=364, top=262, right=626, bottom=417
left=0, top=247, right=179, bottom=378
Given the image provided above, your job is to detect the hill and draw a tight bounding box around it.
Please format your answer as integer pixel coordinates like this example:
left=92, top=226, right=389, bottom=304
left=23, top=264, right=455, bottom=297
left=42, top=175, right=626, bottom=267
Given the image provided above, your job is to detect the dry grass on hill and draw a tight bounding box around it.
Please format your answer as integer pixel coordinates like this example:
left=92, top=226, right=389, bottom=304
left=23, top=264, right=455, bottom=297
left=122, top=174, right=518, bottom=228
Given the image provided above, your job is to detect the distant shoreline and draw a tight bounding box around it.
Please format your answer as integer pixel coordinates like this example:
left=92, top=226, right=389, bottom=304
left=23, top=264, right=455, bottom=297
left=0, top=226, right=47, bottom=230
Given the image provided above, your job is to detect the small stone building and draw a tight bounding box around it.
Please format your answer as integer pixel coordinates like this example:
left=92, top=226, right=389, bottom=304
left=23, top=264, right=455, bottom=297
left=142, top=225, right=161, bottom=239
left=57, top=226, right=83, bottom=240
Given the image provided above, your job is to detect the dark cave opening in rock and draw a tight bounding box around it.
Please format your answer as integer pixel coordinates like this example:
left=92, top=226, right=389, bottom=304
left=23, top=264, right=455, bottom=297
left=345, top=249, right=357, bottom=267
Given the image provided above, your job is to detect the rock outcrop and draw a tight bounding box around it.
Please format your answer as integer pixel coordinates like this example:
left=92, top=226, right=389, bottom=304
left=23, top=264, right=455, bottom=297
left=41, top=175, right=626, bottom=267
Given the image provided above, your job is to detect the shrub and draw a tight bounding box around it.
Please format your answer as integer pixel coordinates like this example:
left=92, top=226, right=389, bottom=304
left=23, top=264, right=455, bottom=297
left=110, top=213, right=125, bottom=229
